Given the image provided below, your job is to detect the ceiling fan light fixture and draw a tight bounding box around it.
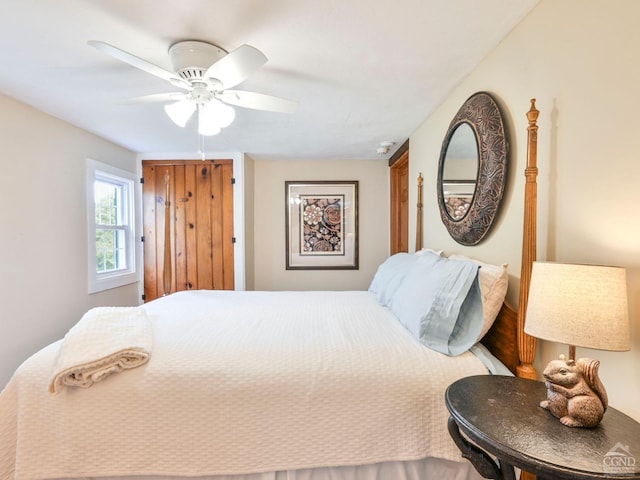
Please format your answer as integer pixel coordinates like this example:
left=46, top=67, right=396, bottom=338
left=164, top=100, right=196, bottom=127
left=198, top=107, right=222, bottom=136
left=197, top=100, right=235, bottom=136
left=207, top=98, right=236, bottom=128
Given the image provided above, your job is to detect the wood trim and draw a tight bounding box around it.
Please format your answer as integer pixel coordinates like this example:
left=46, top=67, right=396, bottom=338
left=390, top=151, right=409, bottom=253
left=388, top=139, right=409, bottom=167
left=141, top=159, right=233, bottom=166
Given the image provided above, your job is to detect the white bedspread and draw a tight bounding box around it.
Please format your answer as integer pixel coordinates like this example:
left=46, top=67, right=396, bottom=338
left=0, top=290, right=489, bottom=480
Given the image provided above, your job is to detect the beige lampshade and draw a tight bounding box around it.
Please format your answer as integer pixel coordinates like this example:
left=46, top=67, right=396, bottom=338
left=525, top=262, right=630, bottom=352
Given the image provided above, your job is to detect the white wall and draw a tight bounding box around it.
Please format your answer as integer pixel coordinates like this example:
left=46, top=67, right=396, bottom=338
left=410, top=0, right=640, bottom=420
left=253, top=159, right=389, bottom=291
left=0, top=94, right=139, bottom=388
left=244, top=155, right=256, bottom=290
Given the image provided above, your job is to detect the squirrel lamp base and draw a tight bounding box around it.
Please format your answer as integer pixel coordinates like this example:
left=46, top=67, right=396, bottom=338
left=540, top=354, right=608, bottom=428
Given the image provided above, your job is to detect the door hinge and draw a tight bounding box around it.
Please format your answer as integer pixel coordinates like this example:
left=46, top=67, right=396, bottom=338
left=140, top=177, right=144, bottom=184
left=141, top=294, right=146, bottom=302
left=232, top=237, right=237, bottom=243
left=231, top=177, right=236, bottom=185
left=141, top=236, right=145, bottom=242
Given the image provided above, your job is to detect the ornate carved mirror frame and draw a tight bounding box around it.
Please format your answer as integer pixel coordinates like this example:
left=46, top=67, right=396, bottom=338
left=437, top=92, right=509, bottom=245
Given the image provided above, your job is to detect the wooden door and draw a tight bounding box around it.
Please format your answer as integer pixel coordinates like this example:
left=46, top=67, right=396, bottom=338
left=390, top=149, right=409, bottom=254
left=142, top=159, right=234, bottom=302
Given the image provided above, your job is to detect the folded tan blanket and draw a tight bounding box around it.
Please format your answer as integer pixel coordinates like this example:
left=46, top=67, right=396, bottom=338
left=49, top=306, right=151, bottom=394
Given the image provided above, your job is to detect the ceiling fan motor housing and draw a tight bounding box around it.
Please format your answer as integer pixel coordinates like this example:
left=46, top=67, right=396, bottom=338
left=168, top=41, right=227, bottom=82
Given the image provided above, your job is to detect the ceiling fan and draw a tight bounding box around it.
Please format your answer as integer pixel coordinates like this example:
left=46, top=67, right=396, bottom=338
left=88, top=40, right=298, bottom=136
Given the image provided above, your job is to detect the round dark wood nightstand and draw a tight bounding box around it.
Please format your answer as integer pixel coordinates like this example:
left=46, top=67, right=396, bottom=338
left=445, top=375, right=640, bottom=480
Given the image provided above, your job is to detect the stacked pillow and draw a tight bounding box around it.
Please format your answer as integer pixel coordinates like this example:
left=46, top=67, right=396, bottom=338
left=447, top=254, right=508, bottom=340
left=367, top=253, right=420, bottom=306
left=368, top=250, right=508, bottom=355
left=415, top=248, right=444, bottom=257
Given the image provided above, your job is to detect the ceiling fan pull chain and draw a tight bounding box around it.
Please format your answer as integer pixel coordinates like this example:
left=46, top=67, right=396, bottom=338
left=198, top=133, right=205, bottom=161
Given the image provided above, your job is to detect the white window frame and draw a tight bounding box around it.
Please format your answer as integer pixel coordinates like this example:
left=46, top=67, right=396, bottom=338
left=87, top=159, right=138, bottom=293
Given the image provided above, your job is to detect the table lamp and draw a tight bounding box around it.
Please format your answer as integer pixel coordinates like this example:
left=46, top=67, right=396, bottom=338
left=524, top=261, right=630, bottom=427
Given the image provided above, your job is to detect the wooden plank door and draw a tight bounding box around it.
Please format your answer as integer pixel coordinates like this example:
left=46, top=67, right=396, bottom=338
left=142, top=159, right=234, bottom=302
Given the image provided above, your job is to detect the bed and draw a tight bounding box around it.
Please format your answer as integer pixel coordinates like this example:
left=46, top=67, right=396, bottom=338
left=0, top=100, right=540, bottom=480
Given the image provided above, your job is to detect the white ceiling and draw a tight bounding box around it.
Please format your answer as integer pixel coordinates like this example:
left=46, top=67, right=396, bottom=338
left=0, top=0, right=538, bottom=160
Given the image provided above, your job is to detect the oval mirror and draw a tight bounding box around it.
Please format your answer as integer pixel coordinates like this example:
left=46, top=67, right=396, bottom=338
left=437, top=92, right=508, bottom=245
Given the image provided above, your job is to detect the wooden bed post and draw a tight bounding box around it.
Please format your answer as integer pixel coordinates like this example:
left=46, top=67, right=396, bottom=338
left=516, top=99, right=539, bottom=380
left=415, top=173, right=423, bottom=251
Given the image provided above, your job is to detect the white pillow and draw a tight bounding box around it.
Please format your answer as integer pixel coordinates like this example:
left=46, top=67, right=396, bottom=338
left=447, top=254, right=508, bottom=340
left=415, top=248, right=443, bottom=256
left=368, top=253, right=420, bottom=306
left=389, top=252, right=484, bottom=356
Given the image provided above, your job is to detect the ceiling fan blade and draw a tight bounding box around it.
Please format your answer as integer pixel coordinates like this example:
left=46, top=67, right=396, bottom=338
left=88, top=40, right=190, bottom=89
left=219, top=90, right=298, bottom=113
left=204, top=45, right=267, bottom=89
left=122, top=93, right=187, bottom=104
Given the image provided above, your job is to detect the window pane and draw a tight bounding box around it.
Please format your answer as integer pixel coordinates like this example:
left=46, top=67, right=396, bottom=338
left=95, top=180, right=122, bottom=225
left=96, top=228, right=127, bottom=273
left=88, top=159, right=137, bottom=294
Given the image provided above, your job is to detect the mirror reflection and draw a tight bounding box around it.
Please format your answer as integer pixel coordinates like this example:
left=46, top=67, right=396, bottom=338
left=442, top=123, right=478, bottom=221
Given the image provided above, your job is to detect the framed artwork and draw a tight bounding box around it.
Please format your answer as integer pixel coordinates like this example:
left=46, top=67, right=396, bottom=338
left=285, top=181, right=359, bottom=270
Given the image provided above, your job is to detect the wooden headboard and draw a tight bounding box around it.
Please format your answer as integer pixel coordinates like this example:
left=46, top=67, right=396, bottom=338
left=417, top=99, right=540, bottom=378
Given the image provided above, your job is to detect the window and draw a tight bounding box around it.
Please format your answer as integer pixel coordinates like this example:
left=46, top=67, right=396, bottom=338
left=87, top=159, right=138, bottom=293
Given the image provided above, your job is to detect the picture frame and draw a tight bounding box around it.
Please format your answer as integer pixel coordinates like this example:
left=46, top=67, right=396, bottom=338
left=285, top=180, right=359, bottom=270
